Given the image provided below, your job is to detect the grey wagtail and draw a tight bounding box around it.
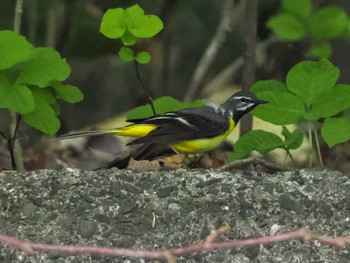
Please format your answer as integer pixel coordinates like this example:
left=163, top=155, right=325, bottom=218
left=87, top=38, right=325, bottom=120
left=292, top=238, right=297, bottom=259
left=59, top=91, right=267, bottom=156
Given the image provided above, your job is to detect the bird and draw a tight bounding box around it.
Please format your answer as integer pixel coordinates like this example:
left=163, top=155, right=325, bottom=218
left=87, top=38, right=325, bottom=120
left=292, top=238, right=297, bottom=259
left=59, top=91, right=267, bottom=159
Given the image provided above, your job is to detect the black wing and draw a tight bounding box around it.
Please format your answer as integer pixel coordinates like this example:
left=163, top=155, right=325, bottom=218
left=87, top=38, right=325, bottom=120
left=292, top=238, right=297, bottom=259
left=127, top=106, right=230, bottom=145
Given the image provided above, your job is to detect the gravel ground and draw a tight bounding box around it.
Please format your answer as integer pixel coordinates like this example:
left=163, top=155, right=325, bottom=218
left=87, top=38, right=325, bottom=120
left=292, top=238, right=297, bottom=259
left=0, top=168, right=349, bottom=262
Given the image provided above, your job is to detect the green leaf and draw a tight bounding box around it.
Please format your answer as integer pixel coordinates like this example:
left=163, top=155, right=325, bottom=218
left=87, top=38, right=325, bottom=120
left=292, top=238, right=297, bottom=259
left=126, top=96, right=204, bottom=120
left=0, top=30, right=34, bottom=70
left=282, top=0, right=312, bottom=19
left=100, top=5, right=163, bottom=41
left=22, top=89, right=60, bottom=135
left=321, top=117, right=350, bottom=147
left=16, top=47, right=71, bottom=87
left=286, top=59, right=339, bottom=106
left=308, top=41, right=332, bottom=58
left=0, top=74, right=34, bottom=114
left=121, top=30, right=137, bottom=45
left=125, top=5, right=163, bottom=38
left=229, top=130, right=284, bottom=161
left=229, top=127, right=304, bottom=161
left=305, top=84, right=350, bottom=121
left=251, top=80, right=288, bottom=94
left=308, top=6, right=348, bottom=39
left=31, top=86, right=56, bottom=104
left=252, top=91, right=305, bottom=125
left=281, top=126, right=304, bottom=150
left=99, top=8, right=126, bottom=39
left=118, top=47, right=135, bottom=62
left=51, top=81, right=84, bottom=103
left=267, top=13, right=306, bottom=41
left=136, top=51, right=151, bottom=64
left=51, top=103, right=60, bottom=115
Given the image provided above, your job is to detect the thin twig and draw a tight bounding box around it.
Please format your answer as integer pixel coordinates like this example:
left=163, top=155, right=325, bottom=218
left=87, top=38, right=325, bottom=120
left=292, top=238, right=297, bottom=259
left=184, top=0, right=240, bottom=102
left=218, top=157, right=296, bottom=172
left=8, top=0, right=25, bottom=171
left=205, top=224, right=231, bottom=244
left=134, top=60, right=157, bottom=115
left=0, top=229, right=349, bottom=262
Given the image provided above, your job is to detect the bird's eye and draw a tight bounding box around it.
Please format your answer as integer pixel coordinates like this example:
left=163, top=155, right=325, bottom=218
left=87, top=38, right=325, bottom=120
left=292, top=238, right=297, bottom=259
left=240, top=97, right=248, bottom=103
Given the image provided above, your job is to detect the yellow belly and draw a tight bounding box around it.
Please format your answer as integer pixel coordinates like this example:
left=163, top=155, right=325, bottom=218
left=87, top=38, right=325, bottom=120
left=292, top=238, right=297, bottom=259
left=170, top=118, right=235, bottom=154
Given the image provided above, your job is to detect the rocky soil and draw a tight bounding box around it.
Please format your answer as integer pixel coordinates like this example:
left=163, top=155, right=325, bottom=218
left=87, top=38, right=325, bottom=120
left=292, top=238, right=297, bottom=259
left=0, top=168, right=349, bottom=262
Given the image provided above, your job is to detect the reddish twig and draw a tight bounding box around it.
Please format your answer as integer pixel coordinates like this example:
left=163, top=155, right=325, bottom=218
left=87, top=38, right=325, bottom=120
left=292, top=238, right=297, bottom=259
left=205, top=224, right=231, bottom=244
left=0, top=229, right=349, bottom=262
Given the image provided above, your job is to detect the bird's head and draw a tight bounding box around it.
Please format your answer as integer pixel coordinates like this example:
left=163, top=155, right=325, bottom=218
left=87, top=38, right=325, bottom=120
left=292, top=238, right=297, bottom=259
left=221, top=91, right=268, bottom=122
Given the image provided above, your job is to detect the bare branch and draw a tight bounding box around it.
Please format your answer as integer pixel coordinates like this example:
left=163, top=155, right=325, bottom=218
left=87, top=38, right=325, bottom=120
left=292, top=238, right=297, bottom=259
left=184, top=0, right=241, bottom=102
left=1, top=229, right=349, bottom=262
left=202, top=37, right=276, bottom=97
left=218, top=157, right=296, bottom=172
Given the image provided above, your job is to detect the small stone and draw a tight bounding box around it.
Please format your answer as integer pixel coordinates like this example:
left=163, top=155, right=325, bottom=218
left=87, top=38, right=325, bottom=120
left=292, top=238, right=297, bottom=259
left=118, top=201, right=138, bottom=214
left=78, top=220, right=98, bottom=238
left=156, top=186, right=174, bottom=198
left=279, top=193, right=299, bottom=211
left=21, top=201, right=37, bottom=217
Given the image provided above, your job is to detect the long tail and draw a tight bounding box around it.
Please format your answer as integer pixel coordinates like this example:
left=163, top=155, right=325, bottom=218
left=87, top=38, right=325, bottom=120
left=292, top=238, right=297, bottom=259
left=58, top=124, right=158, bottom=140
left=57, top=129, right=118, bottom=140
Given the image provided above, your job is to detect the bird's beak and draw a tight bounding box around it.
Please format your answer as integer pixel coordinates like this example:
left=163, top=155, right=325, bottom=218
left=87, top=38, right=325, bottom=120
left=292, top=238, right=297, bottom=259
left=256, top=99, right=269, bottom=104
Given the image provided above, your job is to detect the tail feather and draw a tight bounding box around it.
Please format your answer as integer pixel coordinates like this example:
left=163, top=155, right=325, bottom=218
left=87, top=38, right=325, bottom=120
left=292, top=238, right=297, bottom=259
left=57, top=129, right=118, bottom=140
left=58, top=124, right=158, bottom=140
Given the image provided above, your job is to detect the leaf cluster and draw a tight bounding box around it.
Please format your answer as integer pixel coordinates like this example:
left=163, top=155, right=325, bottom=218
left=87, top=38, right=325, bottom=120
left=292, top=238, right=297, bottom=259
left=230, top=59, right=350, bottom=160
left=100, top=4, right=163, bottom=63
left=267, top=0, right=350, bottom=58
left=229, top=127, right=303, bottom=161
left=0, top=30, right=83, bottom=135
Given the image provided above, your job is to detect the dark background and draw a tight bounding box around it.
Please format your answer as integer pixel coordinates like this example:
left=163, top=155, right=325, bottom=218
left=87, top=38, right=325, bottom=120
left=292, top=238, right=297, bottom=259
left=1, top=0, right=350, bottom=131
left=1, top=0, right=350, bottom=171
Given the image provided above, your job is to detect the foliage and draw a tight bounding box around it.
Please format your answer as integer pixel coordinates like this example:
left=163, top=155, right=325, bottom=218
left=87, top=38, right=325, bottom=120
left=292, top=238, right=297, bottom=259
left=230, top=59, right=350, bottom=161
left=126, top=96, right=204, bottom=120
left=229, top=127, right=303, bottom=161
left=267, top=0, right=349, bottom=58
left=99, top=2, right=350, bottom=165
left=0, top=30, right=83, bottom=135
left=100, top=4, right=163, bottom=63
left=100, top=4, right=202, bottom=118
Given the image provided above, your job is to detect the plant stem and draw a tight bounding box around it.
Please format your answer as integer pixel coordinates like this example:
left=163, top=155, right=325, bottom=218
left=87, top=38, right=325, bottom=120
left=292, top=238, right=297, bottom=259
left=314, top=127, right=323, bottom=167
left=308, top=122, right=313, bottom=167
left=0, top=132, right=16, bottom=170
left=134, top=61, right=156, bottom=116
left=8, top=0, right=25, bottom=171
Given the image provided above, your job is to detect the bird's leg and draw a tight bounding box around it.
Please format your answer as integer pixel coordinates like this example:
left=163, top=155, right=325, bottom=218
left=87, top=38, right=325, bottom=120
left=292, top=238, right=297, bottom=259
left=181, top=153, right=207, bottom=168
